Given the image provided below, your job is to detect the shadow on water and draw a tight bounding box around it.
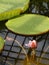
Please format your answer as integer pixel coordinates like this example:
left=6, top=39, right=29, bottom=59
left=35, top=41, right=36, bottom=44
left=0, top=20, right=8, bottom=30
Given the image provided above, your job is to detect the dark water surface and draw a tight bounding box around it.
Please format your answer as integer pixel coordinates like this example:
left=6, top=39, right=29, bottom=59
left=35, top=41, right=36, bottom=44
left=0, top=29, right=49, bottom=65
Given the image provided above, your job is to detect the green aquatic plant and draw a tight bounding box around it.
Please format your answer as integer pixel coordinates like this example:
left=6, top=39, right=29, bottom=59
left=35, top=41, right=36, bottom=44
left=0, top=37, right=5, bottom=53
left=0, top=0, right=49, bottom=65
left=0, top=36, right=28, bottom=65
left=0, top=36, right=49, bottom=65
left=0, top=0, right=29, bottom=52
left=0, top=0, right=29, bottom=21
left=0, top=37, right=5, bottom=64
left=5, top=14, right=49, bottom=36
left=6, top=37, right=37, bottom=65
left=23, top=39, right=49, bottom=65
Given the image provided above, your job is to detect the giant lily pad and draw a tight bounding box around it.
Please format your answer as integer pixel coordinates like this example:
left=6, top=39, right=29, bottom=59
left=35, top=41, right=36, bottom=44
left=0, top=0, right=29, bottom=21
left=0, top=37, right=5, bottom=53
left=5, top=14, right=49, bottom=36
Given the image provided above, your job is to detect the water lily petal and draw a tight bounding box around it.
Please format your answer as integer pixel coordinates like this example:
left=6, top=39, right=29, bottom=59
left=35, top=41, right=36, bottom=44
left=25, top=40, right=37, bottom=48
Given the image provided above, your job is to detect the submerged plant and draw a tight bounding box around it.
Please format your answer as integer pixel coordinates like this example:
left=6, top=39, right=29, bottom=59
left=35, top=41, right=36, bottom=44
left=24, top=40, right=37, bottom=65
left=0, top=36, right=49, bottom=65
left=6, top=37, right=28, bottom=57
left=6, top=37, right=29, bottom=63
left=0, top=0, right=49, bottom=65
left=6, top=37, right=37, bottom=65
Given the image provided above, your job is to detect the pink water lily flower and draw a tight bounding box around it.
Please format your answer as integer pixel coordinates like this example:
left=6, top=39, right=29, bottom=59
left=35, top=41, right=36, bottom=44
left=25, top=40, right=37, bottom=49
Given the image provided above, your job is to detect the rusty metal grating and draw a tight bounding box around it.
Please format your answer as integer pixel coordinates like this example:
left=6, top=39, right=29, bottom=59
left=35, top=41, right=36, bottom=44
left=0, top=29, right=49, bottom=65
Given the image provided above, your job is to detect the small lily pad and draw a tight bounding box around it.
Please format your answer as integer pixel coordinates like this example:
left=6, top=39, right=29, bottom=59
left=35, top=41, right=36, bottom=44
left=0, top=0, right=29, bottom=21
left=0, top=37, right=5, bottom=52
left=5, top=14, right=49, bottom=36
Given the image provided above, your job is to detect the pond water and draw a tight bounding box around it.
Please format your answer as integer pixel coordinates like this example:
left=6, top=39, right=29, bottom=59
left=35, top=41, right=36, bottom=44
left=0, top=46, right=49, bottom=65
left=0, top=29, right=49, bottom=65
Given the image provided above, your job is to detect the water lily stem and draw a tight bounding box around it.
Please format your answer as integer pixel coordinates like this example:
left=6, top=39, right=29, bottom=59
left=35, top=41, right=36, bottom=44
left=6, top=37, right=28, bottom=61
left=31, top=49, right=36, bottom=60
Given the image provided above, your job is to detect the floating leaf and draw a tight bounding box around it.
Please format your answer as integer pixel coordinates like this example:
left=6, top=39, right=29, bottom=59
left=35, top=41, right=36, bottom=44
left=5, top=14, right=49, bottom=36
left=0, top=37, right=5, bottom=52
left=0, top=0, right=29, bottom=21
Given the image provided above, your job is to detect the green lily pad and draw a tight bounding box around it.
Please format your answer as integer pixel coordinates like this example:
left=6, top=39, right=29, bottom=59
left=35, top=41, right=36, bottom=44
left=0, top=0, right=29, bottom=21
left=5, top=14, right=49, bottom=36
left=0, top=37, right=5, bottom=52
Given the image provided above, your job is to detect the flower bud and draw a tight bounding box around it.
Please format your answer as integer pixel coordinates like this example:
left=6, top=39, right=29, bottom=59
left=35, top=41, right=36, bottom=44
left=25, top=40, right=37, bottom=49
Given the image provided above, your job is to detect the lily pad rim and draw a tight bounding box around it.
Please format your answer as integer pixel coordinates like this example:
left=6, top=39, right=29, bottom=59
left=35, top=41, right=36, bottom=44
left=6, top=25, right=49, bottom=37
left=5, top=14, right=49, bottom=36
